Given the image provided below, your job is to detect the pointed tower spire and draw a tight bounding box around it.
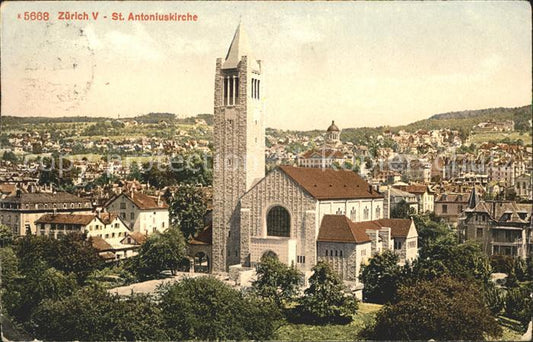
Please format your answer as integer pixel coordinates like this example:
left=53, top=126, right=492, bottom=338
left=222, top=22, right=257, bottom=70
left=467, top=186, right=478, bottom=209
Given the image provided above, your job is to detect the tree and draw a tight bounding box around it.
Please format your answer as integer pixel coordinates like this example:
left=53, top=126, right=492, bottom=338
left=252, top=254, right=302, bottom=306
left=158, top=276, right=282, bottom=340
left=368, top=276, right=502, bottom=340
left=359, top=250, right=402, bottom=304
left=0, top=224, right=15, bottom=247
left=31, top=285, right=167, bottom=341
left=4, top=264, right=78, bottom=325
left=505, top=286, right=532, bottom=325
left=15, top=233, right=103, bottom=283
left=133, top=227, right=187, bottom=279
left=127, top=161, right=142, bottom=181
left=170, top=152, right=213, bottom=186
left=2, top=151, right=18, bottom=163
left=169, top=185, right=208, bottom=238
left=390, top=200, right=414, bottom=219
left=38, top=156, right=80, bottom=188
left=294, top=261, right=358, bottom=324
left=411, top=239, right=491, bottom=285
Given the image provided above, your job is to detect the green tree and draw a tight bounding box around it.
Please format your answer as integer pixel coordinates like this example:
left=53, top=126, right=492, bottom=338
left=368, top=276, right=502, bottom=340
left=15, top=233, right=103, bottom=283
left=38, top=156, right=80, bottom=188
left=2, top=151, right=18, bottom=163
left=31, top=285, right=167, bottom=341
left=5, top=264, right=78, bottom=325
left=484, top=282, right=505, bottom=315
left=170, top=152, right=213, bottom=186
left=158, top=276, right=282, bottom=340
left=359, top=250, right=402, bottom=304
left=295, top=261, right=358, bottom=324
left=252, top=254, right=302, bottom=306
left=411, top=239, right=491, bottom=285
left=169, top=185, right=207, bottom=238
left=127, top=161, right=142, bottom=181
left=390, top=200, right=414, bottom=219
left=0, top=224, right=15, bottom=247
left=505, top=285, right=532, bottom=325
left=133, top=227, right=187, bottom=279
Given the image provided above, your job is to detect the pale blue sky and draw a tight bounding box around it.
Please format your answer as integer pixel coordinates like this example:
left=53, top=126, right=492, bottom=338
left=1, top=1, right=531, bottom=130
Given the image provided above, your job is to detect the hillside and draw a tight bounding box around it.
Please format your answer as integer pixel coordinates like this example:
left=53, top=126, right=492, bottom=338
left=397, top=105, right=531, bottom=133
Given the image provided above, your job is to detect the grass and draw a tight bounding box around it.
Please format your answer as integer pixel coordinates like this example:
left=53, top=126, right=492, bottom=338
left=468, top=131, right=530, bottom=145
left=275, top=303, right=526, bottom=341
left=274, top=303, right=381, bottom=341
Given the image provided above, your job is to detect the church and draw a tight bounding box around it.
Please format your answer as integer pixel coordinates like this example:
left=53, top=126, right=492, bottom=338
left=207, top=23, right=418, bottom=283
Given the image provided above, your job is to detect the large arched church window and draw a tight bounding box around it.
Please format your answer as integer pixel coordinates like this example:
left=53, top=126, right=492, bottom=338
left=267, top=206, right=290, bottom=237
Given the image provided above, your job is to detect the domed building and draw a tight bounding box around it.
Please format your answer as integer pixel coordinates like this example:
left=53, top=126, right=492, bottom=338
left=326, top=120, right=341, bottom=146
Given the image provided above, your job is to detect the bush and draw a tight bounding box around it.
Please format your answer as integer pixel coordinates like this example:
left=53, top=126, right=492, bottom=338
left=368, top=276, right=502, bottom=340
left=505, top=285, right=532, bottom=325
left=293, top=261, right=358, bottom=325
left=252, top=254, right=302, bottom=306
left=359, top=250, right=402, bottom=304
left=158, top=276, right=282, bottom=340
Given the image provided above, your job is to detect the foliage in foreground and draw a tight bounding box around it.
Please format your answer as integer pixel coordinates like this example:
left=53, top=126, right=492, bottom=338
left=158, top=276, right=282, bottom=340
left=292, top=261, right=358, bottom=325
left=252, top=254, right=302, bottom=306
left=366, top=276, right=503, bottom=341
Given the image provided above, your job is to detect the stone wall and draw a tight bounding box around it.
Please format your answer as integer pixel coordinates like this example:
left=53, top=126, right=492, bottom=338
left=240, top=168, right=317, bottom=272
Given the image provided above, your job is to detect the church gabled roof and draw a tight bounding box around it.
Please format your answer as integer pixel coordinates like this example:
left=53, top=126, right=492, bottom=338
left=222, top=22, right=259, bottom=70
left=279, top=165, right=382, bottom=200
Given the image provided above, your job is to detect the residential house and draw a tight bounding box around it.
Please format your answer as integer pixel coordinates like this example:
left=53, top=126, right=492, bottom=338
left=105, top=191, right=169, bottom=235
left=0, top=191, right=92, bottom=235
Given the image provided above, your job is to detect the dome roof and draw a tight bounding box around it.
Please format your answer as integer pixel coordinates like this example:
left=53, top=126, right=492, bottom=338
left=327, top=120, right=340, bottom=132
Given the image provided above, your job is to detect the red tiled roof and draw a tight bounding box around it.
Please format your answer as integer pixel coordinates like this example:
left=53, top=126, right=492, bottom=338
left=190, top=224, right=212, bottom=245
left=122, top=231, right=147, bottom=245
left=317, top=215, right=371, bottom=243
left=301, top=148, right=344, bottom=159
left=91, top=236, right=113, bottom=251
left=97, top=212, right=119, bottom=225
left=108, top=191, right=168, bottom=210
left=394, top=184, right=430, bottom=195
left=373, top=218, right=413, bottom=238
left=279, top=165, right=382, bottom=200
left=35, top=214, right=94, bottom=225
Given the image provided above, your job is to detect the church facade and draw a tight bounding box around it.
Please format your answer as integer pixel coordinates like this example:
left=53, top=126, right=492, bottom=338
left=211, top=24, right=417, bottom=280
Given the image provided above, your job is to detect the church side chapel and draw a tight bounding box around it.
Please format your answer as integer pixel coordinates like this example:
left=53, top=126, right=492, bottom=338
left=199, top=23, right=419, bottom=284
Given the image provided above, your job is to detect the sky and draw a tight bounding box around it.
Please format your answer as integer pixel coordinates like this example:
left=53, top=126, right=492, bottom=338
left=1, top=1, right=531, bottom=130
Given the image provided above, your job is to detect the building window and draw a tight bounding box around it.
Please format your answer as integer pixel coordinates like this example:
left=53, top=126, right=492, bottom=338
left=394, top=240, right=402, bottom=249
left=297, top=255, right=306, bottom=263
left=376, top=206, right=381, bottom=218
left=477, top=228, right=483, bottom=238
left=266, top=206, right=290, bottom=237
left=442, top=204, right=448, bottom=214
left=363, top=207, right=369, bottom=220
left=325, top=250, right=328, bottom=256
left=336, top=208, right=343, bottom=215
left=130, top=213, right=135, bottom=220
left=350, top=208, right=357, bottom=221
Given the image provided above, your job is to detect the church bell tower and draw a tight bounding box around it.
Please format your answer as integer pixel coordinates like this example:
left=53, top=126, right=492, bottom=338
left=212, top=23, right=265, bottom=272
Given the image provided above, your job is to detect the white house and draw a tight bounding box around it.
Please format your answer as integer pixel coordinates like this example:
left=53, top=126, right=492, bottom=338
left=105, top=191, right=169, bottom=235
